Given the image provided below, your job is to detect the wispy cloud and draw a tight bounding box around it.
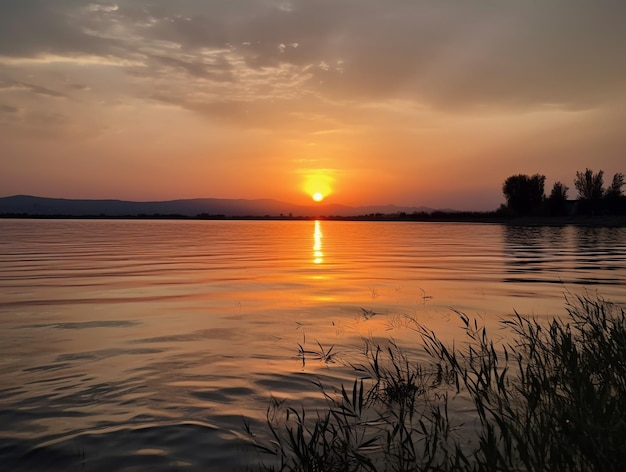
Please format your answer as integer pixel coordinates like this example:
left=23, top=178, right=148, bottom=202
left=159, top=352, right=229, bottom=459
left=0, top=80, right=66, bottom=98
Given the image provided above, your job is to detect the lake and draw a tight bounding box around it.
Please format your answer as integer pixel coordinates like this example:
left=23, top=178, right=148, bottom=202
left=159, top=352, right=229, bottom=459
left=1, top=219, right=625, bottom=470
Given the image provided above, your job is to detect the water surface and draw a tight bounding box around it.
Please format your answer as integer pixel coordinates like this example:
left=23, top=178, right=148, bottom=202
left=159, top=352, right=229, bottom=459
left=1, top=219, right=625, bottom=470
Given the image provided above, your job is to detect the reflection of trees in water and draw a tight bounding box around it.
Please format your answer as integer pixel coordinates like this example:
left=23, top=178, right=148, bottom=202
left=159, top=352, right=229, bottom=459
left=503, top=225, right=565, bottom=270
left=503, top=226, right=551, bottom=285
left=502, top=225, right=626, bottom=286
left=575, top=227, right=625, bottom=273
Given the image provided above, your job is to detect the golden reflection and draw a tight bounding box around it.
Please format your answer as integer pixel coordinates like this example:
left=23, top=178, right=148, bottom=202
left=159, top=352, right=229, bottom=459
left=313, top=220, right=323, bottom=264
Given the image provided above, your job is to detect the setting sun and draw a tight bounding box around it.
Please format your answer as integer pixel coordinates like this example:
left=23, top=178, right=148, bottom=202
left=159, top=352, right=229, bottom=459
left=302, top=171, right=334, bottom=203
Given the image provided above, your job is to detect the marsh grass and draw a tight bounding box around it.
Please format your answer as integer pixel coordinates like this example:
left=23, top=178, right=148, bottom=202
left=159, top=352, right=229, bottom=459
left=245, top=294, right=626, bottom=471
left=296, top=330, right=337, bottom=368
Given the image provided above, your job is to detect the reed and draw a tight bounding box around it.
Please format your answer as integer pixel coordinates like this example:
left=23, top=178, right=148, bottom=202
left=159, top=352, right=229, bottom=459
left=245, top=294, right=626, bottom=471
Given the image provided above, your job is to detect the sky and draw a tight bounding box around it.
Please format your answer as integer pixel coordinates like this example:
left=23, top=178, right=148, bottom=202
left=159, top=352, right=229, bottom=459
left=1, top=0, right=625, bottom=210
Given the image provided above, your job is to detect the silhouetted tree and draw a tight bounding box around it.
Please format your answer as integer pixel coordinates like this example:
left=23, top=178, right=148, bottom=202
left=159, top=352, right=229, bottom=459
left=574, top=169, right=604, bottom=215
left=574, top=168, right=604, bottom=200
left=606, top=172, right=625, bottom=199
left=502, top=174, right=546, bottom=216
left=605, top=172, right=626, bottom=215
left=547, top=181, right=569, bottom=216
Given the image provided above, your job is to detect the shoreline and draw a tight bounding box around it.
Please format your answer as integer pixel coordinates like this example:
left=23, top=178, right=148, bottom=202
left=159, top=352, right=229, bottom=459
left=2, top=213, right=626, bottom=227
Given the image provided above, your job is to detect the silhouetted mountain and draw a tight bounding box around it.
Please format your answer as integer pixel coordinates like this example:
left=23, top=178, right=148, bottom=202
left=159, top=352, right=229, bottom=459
left=0, top=195, right=443, bottom=218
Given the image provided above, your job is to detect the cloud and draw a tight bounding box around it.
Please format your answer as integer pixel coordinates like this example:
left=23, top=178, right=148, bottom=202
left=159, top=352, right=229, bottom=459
left=67, top=83, right=90, bottom=91
left=0, top=104, right=18, bottom=113
left=147, top=54, right=234, bottom=81
left=263, top=1, right=626, bottom=111
left=0, top=0, right=109, bottom=58
left=88, top=3, right=119, bottom=13
left=0, top=80, right=66, bottom=98
left=144, top=0, right=626, bottom=116
left=0, top=54, right=144, bottom=67
left=1, top=0, right=625, bottom=127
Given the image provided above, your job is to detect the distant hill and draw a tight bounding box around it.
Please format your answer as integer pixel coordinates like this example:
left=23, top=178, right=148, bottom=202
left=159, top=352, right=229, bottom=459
left=0, top=195, right=443, bottom=218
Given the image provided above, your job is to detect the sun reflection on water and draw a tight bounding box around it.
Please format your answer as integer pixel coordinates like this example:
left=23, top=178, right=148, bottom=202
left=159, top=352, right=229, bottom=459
left=313, top=220, right=323, bottom=264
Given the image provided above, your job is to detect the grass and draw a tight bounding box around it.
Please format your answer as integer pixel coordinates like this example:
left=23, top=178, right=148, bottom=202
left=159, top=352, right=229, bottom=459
left=296, top=330, right=337, bottom=368
left=244, top=294, right=626, bottom=471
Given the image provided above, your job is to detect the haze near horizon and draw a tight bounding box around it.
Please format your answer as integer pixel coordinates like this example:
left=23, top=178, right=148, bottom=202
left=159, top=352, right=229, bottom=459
left=1, top=1, right=625, bottom=210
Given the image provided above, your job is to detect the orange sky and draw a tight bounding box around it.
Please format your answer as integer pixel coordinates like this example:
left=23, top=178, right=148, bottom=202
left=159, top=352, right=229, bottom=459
left=1, top=1, right=625, bottom=210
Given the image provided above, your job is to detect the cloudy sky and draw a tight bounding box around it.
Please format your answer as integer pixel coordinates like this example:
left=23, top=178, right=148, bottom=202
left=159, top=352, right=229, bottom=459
left=1, top=0, right=624, bottom=210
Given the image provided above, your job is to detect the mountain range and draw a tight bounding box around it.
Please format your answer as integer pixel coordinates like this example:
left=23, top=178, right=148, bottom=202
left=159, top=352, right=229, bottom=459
left=0, top=195, right=444, bottom=218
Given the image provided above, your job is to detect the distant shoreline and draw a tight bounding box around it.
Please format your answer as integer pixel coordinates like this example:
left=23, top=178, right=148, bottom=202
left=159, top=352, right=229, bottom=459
left=2, top=213, right=626, bottom=227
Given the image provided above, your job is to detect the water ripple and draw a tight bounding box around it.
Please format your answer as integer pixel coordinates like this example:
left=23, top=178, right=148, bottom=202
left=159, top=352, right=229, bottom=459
left=1, top=219, right=625, bottom=470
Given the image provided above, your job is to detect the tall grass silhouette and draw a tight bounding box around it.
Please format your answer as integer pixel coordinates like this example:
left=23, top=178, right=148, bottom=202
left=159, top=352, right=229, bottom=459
left=245, top=294, right=626, bottom=471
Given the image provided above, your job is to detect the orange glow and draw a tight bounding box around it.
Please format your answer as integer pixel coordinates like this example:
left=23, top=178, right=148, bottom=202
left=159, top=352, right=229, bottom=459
left=302, top=171, right=334, bottom=202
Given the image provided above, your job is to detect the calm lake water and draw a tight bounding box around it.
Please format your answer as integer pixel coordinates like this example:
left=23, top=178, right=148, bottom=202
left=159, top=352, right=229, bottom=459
left=1, top=219, right=625, bottom=470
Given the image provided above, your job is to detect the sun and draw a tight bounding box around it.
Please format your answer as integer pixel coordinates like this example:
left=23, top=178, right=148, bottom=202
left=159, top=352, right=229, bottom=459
left=302, top=171, right=333, bottom=203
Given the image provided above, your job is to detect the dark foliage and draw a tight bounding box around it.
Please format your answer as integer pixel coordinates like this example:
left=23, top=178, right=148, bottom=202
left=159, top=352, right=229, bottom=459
left=546, top=181, right=569, bottom=216
left=502, top=174, right=546, bottom=216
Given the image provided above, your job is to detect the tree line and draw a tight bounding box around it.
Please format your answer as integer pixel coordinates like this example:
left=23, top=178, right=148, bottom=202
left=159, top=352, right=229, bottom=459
left=502, top=169, right=625, bottom=217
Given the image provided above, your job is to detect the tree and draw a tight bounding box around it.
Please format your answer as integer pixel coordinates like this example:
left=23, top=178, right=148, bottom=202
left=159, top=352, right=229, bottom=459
left=547, top=181, right=569, bottom=216
left=606, top=172, right=625, bottom=199
left=502, top=174, right=546, bottom=215
left=605, top=172, right=626, bottom=215
left=574, top=168, right=605, bottom=215
left=574, top=168, right=604, bottom=200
